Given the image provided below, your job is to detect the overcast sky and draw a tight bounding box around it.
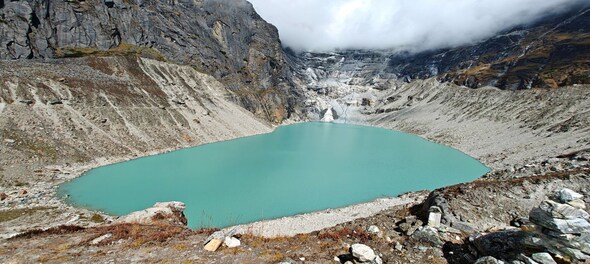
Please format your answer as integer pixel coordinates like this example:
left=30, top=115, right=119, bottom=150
left=248, top=0, right=585, bottom=52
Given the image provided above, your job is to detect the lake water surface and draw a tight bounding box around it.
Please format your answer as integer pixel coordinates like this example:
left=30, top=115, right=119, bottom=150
left=58, top=122, right=489, bottom=228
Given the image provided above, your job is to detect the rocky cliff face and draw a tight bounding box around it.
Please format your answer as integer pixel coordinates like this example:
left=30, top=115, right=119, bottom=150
left=293, top=4, right=590, bottom=91
left=390, top=4, right=590, bottom=90
left=0, top=0, right=300, bottom=122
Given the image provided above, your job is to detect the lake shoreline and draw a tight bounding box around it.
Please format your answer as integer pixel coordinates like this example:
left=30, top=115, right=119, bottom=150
left=3, top=83, right=590, bottom=239
left=1, top=120, right=488, bottom=239
left=58, top=122, right=488, bottom=231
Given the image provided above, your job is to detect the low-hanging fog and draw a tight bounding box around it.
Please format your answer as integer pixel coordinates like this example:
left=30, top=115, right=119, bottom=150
left=248, top=0, right=587, bottom=52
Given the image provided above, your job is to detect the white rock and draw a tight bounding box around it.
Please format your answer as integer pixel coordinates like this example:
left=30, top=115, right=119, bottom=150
left=428, top=212, right=442, bottom=228
left=475, top=256, right=505, bottom=264
left=374, top=255, right=383, bottom=264
left=116, top=201, right=187, bottom=226
left=203, top=239, right=223, bottom=252
left=518, top=254, right=538, bottom=264
left=539, top=200, right=590, bottom=220
left=367, top=225, right=380, bottom=234
left=224, top=236, right=241, bottom=248
left=351, top=243, right=376, bottom=262
left=90, top=233, right=112, bottom=245
left=567, top=199, right=586, bottom=209
left=531, top=252, right=557, bottom=264
left=395, top=242, right=403, bottom=251
left=558, top=188, right=583, bottom=203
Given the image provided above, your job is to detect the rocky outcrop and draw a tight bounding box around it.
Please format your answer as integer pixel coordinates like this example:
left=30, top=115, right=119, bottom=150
left=525, top=189, right=590, bottom=261
left=471, top=188, right=590, bottom=263
left=116, top=201, right=187, bottom=226
left=0, top=0, right=301, bottom=122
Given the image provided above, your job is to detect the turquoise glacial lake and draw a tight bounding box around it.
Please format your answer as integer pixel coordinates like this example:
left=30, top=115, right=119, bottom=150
left=58, top=122, right=489, bottom=228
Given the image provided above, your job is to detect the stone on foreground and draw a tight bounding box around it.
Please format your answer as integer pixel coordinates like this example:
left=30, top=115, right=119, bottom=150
left=529, top=207, right=590, bottom=234
left=204, top=239, right=223, bottom=252
left=90, top=234, right=112, bottom=245
left=411, top=226, right=444, bottom=247
left=367, top=225, right=380, bottom=234
left=558, top=188, right=584, bottom=203
left=538, top=200, right=589, bottom=220
left=224, top=236, right=241, bottom=248
left=567, top=199, right=587, bottom=209
left=475, top=256, right=505, bottom=264
left=350, top=243, right=376, bottom=262
left=531, top=252, right=557, bottom=264
left=116, top=201, right=187, bottom=226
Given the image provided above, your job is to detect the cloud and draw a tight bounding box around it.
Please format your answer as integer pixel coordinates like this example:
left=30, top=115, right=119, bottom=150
left=248, top=0, right=586, bottom=52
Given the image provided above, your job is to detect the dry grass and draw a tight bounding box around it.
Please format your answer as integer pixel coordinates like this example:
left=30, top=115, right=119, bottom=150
left=440, top=168, right=590, bottom=199
left=89, top=213, right=105, bottom=223
left=0, top=207, right=54, bottom=223
left=86, top=223, right=190, bottom=247
left=0, top=128, right=58, bottom=160
left=11, top=225, right=86, bottom=240
left=317, top=226, right=372, bottom=243
left=55, top=43, right=167, bottom=62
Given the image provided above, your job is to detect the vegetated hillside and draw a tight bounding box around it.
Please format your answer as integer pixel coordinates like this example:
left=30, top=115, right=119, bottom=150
left=389, top=4, right=590, bottom=90
left=0, top=0, right=301, bottom=123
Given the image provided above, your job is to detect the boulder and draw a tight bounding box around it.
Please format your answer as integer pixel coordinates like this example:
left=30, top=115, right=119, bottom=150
left=374, top=255, right=383, bottom=264
left=116, top=201, right=187, bottom=226
left=411, top=226, right=444, bottom=247
left=472, top=230, right=530, bottom=260
left=558, top=188, right=583, bottom=203
left=529, top=207, right=590, bottom=234
left=452, top=221, right=476, bottom=233
left=350, top=243, right=376, bottom=262
left=567, top=199, right=586, bottom=209
left=531, top=253, right=556, bottom=264
left=204, top=238, right=223, bottom=252
left=517, top=254, right=539, bottom=264
left=367, top=225, right=380, bottom=234
left=0, top=193, right=8, bottom=201
left=206, top=227, right=238, bottom=244
left=90, top=233, right=112, bottom=245
left=399, top=218, right=423, bottom=236
left=538, top=200, right=589, bottom=220
left=394, top=242, right=403, bottom=251
left=474, top=256, right=505, bottom=264
left=224, top=236, right=241, bottom=248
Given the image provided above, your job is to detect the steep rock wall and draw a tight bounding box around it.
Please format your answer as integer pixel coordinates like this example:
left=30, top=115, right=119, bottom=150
left=0, top=0, right=300, bottom=122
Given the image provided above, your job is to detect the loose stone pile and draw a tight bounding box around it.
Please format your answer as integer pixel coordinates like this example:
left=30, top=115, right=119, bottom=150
left=525, top=188, right=590, bottom=262
left=203, top=228, right=242, bottom=252
left=472, top=188, right=590, bottom=263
